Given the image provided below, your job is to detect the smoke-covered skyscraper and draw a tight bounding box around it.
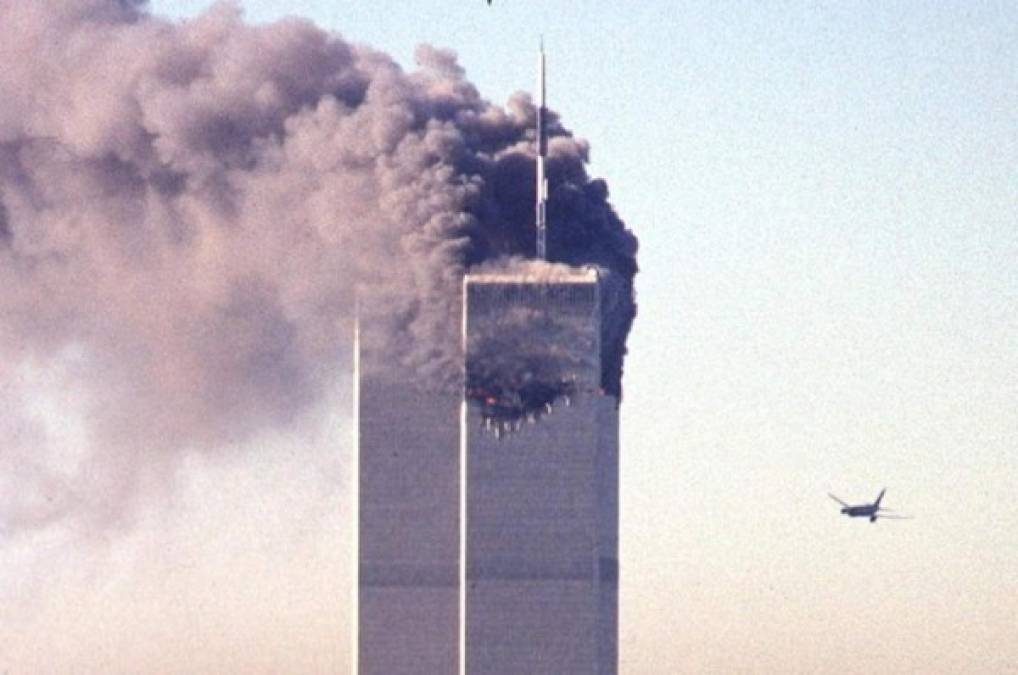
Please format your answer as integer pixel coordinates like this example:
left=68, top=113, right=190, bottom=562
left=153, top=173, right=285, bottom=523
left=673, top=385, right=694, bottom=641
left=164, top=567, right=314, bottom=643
left=462, top=268, right=618, bottom=674
left=355, top=44, right=627, bottom=675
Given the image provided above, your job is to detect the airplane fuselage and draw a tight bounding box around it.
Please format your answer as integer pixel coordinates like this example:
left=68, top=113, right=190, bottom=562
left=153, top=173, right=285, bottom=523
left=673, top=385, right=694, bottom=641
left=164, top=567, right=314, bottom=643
left=841, top=505, right=878, bottom=518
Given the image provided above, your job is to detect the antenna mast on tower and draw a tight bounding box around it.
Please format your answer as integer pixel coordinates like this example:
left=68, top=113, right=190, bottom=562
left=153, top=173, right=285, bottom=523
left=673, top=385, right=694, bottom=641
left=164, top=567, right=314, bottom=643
left=535, top=40, right=548, bottom=260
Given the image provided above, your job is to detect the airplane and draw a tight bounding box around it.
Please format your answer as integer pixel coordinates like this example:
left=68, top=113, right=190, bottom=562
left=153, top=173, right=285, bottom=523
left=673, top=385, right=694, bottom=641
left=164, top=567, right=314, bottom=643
left=828, top=489, right=910, bottom=523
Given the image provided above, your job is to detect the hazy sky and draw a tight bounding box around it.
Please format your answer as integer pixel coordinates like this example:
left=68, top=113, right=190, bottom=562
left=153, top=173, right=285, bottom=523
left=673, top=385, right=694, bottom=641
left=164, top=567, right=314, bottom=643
left=2, top=1, right=1016, bottom=673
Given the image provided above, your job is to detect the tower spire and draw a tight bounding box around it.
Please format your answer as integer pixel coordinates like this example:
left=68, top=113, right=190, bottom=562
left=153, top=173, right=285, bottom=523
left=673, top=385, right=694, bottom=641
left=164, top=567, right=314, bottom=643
left=535, top=39, right=548, bottom=260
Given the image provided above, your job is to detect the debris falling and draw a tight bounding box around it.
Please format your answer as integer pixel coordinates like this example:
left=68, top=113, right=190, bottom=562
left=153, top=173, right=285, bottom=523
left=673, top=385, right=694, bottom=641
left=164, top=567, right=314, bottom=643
left=0, top=1, right=637, bottom=532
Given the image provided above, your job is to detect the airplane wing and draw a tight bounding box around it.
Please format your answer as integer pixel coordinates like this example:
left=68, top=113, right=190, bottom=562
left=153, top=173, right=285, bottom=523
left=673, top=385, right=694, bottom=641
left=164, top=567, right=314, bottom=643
left=827, top=493, right=850, bottom=507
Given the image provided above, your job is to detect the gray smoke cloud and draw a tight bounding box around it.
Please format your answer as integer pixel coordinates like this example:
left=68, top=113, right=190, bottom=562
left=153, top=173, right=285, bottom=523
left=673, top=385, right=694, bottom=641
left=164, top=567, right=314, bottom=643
left=0, top=0, right=637, bottom=533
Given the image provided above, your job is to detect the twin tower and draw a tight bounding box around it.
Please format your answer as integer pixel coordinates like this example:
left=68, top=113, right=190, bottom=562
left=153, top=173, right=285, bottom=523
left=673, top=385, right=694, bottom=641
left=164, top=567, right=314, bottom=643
left=354, top=50, right=620, bottom=675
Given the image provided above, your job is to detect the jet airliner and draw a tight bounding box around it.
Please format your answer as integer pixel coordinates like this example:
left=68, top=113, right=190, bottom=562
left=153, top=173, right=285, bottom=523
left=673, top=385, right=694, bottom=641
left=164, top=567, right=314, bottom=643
left=828, top=489, right=910, bottom=522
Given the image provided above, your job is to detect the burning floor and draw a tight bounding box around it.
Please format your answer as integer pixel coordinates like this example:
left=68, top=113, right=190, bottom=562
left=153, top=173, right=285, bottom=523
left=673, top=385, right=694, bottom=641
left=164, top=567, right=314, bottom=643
left=464, top=278, right=601, bottom=438
left=467, top=375, right=579, bottom=437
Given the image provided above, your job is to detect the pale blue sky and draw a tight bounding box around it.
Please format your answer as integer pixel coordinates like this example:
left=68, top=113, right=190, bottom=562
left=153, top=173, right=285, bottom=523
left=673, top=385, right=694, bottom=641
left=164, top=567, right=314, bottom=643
left=3, top=1, right=1016, bottom=672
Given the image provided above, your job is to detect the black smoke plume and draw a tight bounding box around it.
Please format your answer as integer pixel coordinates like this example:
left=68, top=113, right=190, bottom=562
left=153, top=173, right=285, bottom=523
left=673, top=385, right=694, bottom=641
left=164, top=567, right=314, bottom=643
left=0, top=1, right=637, bottom=532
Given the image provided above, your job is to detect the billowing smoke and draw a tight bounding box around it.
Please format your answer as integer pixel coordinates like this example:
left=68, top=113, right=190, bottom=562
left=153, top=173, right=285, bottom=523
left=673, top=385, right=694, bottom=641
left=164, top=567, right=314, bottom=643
left=0, top=1, right=637, bottom=532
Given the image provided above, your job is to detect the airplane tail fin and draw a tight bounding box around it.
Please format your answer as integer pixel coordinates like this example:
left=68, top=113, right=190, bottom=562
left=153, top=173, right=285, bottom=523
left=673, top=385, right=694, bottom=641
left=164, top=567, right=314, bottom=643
left=875, top=488, right=886, bottom=507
